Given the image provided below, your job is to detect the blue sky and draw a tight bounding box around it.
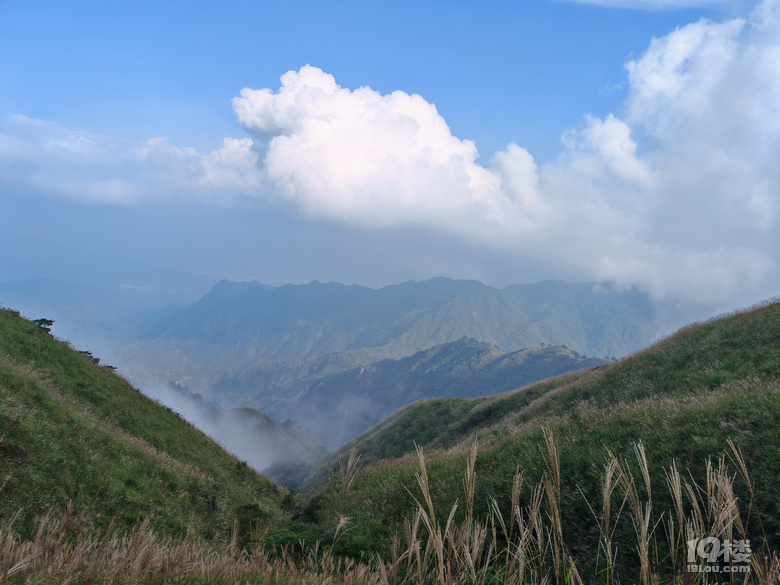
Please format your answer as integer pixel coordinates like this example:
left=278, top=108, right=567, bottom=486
left=1, top=0, right=724, bottom=157
left=1, top=0, right=778, bottom=308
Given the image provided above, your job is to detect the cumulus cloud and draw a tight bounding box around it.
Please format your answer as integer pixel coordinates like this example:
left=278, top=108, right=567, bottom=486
left=613, top=2, right=780, bottom=296
left=538, top=0, right=779, bottom=302
left=233, top=67, right=525, bottom=239
left=231, top=68, right=652, bottom=253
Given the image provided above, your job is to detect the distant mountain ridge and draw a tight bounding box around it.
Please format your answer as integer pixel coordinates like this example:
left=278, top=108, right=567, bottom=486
left=135, top=278, right=657, bottom=357
left=121, top=277, right=691, bottom=400
left=228, top=337, right=608, bottom=450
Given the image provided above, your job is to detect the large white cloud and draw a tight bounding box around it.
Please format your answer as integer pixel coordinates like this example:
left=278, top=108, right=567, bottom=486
left=233, top=67, right=530, bottom=241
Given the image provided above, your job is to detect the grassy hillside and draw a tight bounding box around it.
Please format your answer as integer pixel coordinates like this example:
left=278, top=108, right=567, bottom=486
left=298, top=300, right=780, bottom=574
left=1, top=301, right=778, bottom=583
left=0, top=307, right=287, bottom=543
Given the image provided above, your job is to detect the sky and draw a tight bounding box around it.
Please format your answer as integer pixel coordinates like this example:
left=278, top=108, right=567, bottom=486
left=1, top=0, right=778, bottom=309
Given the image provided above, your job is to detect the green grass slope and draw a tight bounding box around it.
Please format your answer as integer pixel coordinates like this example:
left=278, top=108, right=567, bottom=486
left=304, top=300, right=780, bottom=566
left=0, top=308, right=286, bottom=543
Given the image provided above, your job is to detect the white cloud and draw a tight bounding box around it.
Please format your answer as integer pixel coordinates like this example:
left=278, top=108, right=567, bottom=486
left=566, top=1, right=779, bottom=301
left=233, top=67, right=523, bottom=239
left=0, top=115, right=264, bottom=204
left=201, top=137, right=263, bottom=192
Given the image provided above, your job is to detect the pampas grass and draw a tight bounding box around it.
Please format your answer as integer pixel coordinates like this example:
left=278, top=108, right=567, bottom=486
left=2, top=433, right=777, bottom=584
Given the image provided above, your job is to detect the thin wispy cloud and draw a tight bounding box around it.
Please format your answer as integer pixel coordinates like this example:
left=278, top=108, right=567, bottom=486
left=554, top=0, right=726, bottom=9
left=0, top=116, right=263, bottom=204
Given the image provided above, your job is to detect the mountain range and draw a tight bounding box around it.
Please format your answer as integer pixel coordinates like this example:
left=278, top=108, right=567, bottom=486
left=1, top=276, right=709, bottom=456
left=249, top=337, right=607, bottom=450
left=118, top=277, right=700, bottom=409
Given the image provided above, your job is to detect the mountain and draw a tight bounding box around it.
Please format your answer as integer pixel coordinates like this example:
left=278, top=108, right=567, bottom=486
left=119, top=277, right=700, bottom=405
left=251, top=337, right=607, bottom=452
left=0, top=306, right=288, bottom=542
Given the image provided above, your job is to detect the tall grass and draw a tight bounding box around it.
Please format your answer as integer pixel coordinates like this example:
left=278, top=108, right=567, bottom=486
left=340, top=447, right=362, bottom=494
left=388, top=432, right=778, bottom=584
left=0, top=504, right=385, bottom=584
left=2, top=434, right=778, bottom=584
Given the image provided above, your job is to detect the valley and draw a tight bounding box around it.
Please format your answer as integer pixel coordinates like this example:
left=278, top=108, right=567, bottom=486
left=1, top=282, right=777, bottom=582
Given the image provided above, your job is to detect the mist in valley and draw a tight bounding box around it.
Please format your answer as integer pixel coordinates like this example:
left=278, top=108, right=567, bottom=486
left=137, top=380, right=328, bottom=474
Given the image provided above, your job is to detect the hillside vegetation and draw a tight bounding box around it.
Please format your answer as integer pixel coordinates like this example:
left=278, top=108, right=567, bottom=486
left=296, top=300, right=780, bottom=575
left=0, top=307, right=286, bottom=543
left=1, top=301, right=779, bottom=583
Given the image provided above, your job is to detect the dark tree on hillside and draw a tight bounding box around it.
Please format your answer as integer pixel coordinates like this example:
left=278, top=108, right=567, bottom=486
left=33, top=318, right=54, bottom=333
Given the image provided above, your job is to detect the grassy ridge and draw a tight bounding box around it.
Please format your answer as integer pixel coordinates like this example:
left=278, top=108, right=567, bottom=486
left=305, top=301, right=780, bottom=569
left=0, top=308, right=285, bottom=542
left=317, top=299, right=780, bottom=472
